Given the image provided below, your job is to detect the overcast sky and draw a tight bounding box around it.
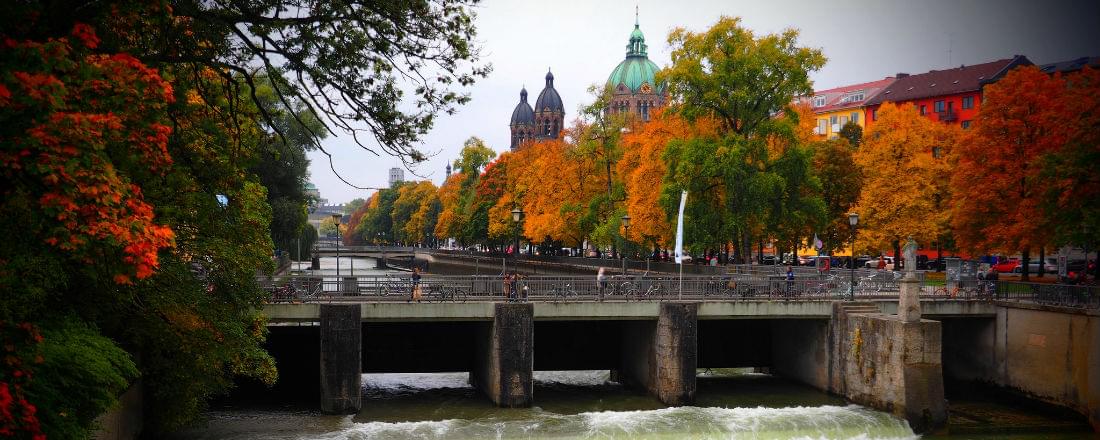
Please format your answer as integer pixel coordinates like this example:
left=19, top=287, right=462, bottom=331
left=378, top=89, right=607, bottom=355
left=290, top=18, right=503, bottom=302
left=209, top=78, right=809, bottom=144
left=308, top=0, right=1100, bottom=205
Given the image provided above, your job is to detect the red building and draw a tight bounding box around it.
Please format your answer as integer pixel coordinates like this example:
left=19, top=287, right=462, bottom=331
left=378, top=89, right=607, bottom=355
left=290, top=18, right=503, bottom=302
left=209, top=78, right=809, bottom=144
left=864, top=56, right=1032, bottom=129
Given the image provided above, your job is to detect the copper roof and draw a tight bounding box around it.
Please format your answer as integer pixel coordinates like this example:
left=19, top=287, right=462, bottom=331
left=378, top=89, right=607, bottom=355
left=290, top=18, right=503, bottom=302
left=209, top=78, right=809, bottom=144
left=865, top=56, right=1032, bottom=106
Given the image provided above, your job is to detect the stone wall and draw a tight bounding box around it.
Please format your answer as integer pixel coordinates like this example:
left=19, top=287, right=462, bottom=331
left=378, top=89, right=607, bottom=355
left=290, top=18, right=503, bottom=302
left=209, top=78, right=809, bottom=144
left=471, top=303, right=533, bottom=407
left=93, top=382, right=142, bottom=440
left=617, top=302, right=697, bottom=405
left=319, top=304, right=362, bottom=414
left=770, top=319, right=831, bottom=391
left=992, top=304, right=1100, bottom=431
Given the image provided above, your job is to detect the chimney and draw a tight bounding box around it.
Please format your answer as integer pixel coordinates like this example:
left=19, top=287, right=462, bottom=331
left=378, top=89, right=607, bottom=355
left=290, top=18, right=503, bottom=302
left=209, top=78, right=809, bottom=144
left=896, top=73, right=910, bottom=78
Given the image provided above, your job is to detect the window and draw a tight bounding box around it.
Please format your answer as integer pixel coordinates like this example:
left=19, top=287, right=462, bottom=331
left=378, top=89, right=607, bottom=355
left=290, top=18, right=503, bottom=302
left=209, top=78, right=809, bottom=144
left=961, top=120, right=971, bottom=129
left=817, top=119, right=827, bottom=134
left=872, top=109, right=877, bottom=121
left=947, top=101, right=953, bottom=112
left=813, top=96, right=826, bottom=107
left=934, top=100, right=944, bottom=113
left=920, top=105, right=926, bottom=115
left=932, top=146, right=943, bottom=158
left=961, top=96, right=974, bottom=109
left=830, top=115, right=837, bottom=124
left=851, top=112, right=859, bottom=124
left=839, top=116, right=848, bottom=126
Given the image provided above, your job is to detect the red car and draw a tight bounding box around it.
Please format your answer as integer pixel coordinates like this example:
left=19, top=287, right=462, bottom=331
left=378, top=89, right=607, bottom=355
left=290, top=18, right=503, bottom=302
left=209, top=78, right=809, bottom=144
left=993, top=259, right=1020, bottom=273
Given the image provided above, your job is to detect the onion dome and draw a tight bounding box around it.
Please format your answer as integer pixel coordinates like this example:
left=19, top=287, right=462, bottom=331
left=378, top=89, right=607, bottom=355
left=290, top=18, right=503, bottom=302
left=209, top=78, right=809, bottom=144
left=607, top=15, right=664, bottom=95
left=510, top=87, right=535, bottom=125
left=534, top=69, right=564, bottom=113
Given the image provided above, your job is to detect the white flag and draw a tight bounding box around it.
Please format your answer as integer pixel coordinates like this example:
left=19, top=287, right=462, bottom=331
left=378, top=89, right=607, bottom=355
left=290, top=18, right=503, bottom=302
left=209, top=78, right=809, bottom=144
left=813, top=234, right=823, bottom=250
left=674, top=191, right=688, bottom=264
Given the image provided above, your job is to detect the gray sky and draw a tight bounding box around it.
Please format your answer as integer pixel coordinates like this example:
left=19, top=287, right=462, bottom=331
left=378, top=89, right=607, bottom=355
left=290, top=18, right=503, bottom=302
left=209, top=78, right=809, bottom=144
left=309, top=0, right=1100, bottom=205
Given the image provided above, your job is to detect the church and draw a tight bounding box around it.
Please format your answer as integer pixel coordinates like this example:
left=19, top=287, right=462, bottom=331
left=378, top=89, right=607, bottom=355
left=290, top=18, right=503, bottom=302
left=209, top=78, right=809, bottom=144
left=509, top=12, right=667, bottom=150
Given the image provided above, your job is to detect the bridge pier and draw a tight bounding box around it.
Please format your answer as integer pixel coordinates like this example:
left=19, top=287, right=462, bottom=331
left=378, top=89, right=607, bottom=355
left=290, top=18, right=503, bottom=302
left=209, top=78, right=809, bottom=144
left=471, top=303, right=533, bottom=407
left=319, top=304, right=361, bottom=414
left=830, top=302, right=947, bottom=434
left=617, top=302, right=698, bottom=405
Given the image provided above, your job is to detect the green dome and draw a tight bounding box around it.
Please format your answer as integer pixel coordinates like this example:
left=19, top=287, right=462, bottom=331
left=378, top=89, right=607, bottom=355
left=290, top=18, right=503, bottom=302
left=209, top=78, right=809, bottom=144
left=607, top=56, right=663, bottom=94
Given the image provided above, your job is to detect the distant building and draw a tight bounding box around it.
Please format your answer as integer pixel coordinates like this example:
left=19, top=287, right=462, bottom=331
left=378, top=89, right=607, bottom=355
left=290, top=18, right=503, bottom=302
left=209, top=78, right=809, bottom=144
left=1039, top=56, right=1100, bottom=75
left=864, top=56, right=1032, bottom=130
left=805, top=77, right=896, bottom=139
left=605, top=10, right=667, bottom=121
left=509, top=69, right=565, bottom=150
left=388, top=167, right=404, bottom=186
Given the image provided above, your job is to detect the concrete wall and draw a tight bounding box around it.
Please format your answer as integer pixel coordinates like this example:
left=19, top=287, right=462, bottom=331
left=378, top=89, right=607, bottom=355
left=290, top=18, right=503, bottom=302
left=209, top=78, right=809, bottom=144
left=617, top=303, right=697, bottom=405
left=319, top=304, right=361, bottom=414
left=940, top=317, right=996, bottom=382
left=770, top=319, right=831, bottom=391
left=471, top=303, right=533, bottom=407
left=992, top=304, right=1100, bottom=431
left=93, top=382, right=142, bottom=440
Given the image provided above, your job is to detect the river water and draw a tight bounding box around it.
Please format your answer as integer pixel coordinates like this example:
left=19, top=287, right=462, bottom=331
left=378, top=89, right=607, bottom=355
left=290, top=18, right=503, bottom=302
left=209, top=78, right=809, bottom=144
left=179, top=258, right=1090, bottom=439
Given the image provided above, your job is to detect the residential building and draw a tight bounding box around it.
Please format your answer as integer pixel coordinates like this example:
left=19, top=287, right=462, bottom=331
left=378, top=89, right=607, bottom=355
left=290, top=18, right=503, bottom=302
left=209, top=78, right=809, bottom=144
left=806, top=77, right=895, bottom=139
left=864, top=56, right=1032, bottom=129
left=388, top=167, right=404, bottom=186
left=1039, top=56, right=1100, bottom=75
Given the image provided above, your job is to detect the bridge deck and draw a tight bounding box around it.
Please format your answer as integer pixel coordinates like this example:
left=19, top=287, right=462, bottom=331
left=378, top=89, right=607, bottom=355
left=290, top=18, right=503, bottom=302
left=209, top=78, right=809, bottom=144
left=263, top=299, right=997, bottom=323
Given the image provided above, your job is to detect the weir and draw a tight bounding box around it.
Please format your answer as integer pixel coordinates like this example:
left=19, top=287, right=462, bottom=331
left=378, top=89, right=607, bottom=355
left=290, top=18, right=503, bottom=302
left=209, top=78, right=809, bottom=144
left=270, top=296, right=1098, bottom=433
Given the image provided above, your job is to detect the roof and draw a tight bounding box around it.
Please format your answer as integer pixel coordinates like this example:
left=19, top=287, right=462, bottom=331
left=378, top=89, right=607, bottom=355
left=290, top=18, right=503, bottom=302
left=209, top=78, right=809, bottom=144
left=607, top=18, right=664, bottom=95
left=865, top=56, right=1032, bottom=106
left=510, top=87, right=535, bottom=125
left=534, top=70, right=564, bottom=113
left=809, top=77, right=896, bottom=113
left=1040, top=56, right=1100, bottom=74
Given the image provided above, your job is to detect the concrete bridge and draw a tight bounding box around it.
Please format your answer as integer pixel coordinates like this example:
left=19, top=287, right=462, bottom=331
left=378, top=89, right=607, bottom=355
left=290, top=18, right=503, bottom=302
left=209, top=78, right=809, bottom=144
left=260, top=293, right=1099, bottom=434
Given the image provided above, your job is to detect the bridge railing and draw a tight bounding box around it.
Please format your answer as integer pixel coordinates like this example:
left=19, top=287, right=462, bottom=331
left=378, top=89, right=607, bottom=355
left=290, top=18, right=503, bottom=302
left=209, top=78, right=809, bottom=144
left=258, top=273, right=930, bottom=303
left=994, top=281, right=1099, bottom=309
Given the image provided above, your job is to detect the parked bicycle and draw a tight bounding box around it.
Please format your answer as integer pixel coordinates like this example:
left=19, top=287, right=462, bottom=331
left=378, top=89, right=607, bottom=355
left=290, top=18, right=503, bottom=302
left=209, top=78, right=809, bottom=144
left=424, top=283, right=468, bottom=303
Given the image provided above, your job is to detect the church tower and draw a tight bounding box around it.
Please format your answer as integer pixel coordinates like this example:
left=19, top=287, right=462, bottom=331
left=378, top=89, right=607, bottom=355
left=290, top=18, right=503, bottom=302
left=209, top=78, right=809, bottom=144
left=509, top=87, right=535, bottom=150
left=533, top=69, right=565, bottom=140
left=606, top=10, right=666, bottom=121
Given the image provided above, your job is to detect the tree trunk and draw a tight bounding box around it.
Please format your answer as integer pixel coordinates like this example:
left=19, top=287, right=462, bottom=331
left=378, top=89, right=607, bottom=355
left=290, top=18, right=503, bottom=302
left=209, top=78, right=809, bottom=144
left=892, top=239, right=901, bottom=271
left=1038, top=247, right=1046, bottom=277
left=1021, top=247, right=1031, bottom=282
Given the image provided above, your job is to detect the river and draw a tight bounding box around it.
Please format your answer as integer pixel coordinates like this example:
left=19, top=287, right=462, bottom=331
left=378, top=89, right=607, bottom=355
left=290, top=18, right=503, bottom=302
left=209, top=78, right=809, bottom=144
left=176, top=257, right=1091, bottom=439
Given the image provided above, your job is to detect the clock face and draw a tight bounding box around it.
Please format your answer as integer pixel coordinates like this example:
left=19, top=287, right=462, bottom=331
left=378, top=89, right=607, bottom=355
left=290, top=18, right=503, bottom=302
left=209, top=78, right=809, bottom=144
left=640, top=83, right=652, bottom=94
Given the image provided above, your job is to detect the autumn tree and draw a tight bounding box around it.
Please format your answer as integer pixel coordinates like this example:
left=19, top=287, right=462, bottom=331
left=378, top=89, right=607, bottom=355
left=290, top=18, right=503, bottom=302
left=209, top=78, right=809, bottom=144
left=812, top=138, right=863, bottom=254
left=661, top=16, right=826, bottom=262
left=434, top=172, right=467, bottom=243
left=574, top=86, right=631, bottom=255
left=854, top=102, right=954, bottom=261
left=509, top=135, right=605, bottom=250
left=839, top=121, right=863, bottom=148
left=392, top=181, right=439, bottom=245
left=952, top=65, right=1073, bottom=279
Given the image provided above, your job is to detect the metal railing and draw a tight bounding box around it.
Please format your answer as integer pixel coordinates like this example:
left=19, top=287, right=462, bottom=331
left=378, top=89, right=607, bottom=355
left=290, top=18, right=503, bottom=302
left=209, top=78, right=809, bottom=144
left=994, top=281, right=1099, bottom=309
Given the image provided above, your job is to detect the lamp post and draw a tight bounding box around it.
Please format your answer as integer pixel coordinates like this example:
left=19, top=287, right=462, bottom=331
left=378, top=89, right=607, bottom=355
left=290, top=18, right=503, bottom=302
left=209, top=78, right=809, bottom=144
left=621, top=214, right=632, bottom=275
left=848, top=213, right=859, bottom=301
left=331, top=213, right=341, bottom=279
left=511, top=207, right=524, bottom=271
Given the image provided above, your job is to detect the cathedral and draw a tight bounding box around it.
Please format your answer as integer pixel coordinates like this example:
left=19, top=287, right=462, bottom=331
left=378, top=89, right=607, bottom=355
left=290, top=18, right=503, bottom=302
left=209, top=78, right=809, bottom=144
left=509, top=70, right=564, bottom=150
left=508, top=11, right=666, bottom=150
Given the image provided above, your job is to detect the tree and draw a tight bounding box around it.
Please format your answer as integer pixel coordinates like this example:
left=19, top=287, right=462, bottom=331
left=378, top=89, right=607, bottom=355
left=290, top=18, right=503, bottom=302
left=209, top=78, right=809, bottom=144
left=952, top=66, right=1072, bottom=279
left=393, top=181, right=439, bottom=244
left=345, top=198, right=368, bottom=215
left=839, top=121, right=863, bottom=148
left=661, top=16, right=826, bottom=262
left=812, top=138, right=863, bottom=254
left=434, top=173, right=467, bottom=242
left=574, top=86, right=631, bottom=254
left=855, top=102, right=953, bottom=260
left=510, top=136, right=604, bottom=249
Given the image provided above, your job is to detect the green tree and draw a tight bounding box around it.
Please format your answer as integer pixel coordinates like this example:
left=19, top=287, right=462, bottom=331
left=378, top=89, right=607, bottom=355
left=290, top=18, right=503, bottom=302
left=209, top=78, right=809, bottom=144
left=660, top=16, right=826, bottom=262
left=812, top=139, right=863, bottom=253
left=575, top=86, right=631, bottom=255
left=839, top=121, right=863, bottom=148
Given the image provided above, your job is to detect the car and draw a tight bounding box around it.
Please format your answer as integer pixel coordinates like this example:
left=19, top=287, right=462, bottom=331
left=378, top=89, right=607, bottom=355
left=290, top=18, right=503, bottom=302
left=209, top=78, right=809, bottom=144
left=864, top=256, right=895, bottom=270
left=993, top=259, right=1020, bottom=273
left=760, top=255, right=779, bottom=265
left=1011, top=258, right=1057, bottom=274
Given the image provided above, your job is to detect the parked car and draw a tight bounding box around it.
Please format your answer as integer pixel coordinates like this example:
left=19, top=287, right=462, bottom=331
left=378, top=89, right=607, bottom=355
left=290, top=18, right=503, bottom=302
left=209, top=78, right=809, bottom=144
left=760, top=255, right=779, bottom=265
left=1012, top=258, right=1057, bottom=274
left=864, top=256, right=895, bottom=270
left=993, top=259, right=1020, bottom=273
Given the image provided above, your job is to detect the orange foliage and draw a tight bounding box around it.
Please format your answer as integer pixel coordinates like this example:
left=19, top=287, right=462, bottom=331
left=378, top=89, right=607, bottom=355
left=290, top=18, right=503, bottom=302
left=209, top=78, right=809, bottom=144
left=433, top=172, right=466, bottom=239
left=0, top=24, right=175, bottom=284
left=951, top=66, right=1069, bottom=253
left=619, top=110, right=719, bottom=247
left=509, top=134, right=603, bottom=246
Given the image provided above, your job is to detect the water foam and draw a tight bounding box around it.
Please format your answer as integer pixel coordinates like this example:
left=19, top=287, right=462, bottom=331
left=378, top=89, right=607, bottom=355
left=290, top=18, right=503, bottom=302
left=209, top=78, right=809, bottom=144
left=361, top=372, right=472, bottom=392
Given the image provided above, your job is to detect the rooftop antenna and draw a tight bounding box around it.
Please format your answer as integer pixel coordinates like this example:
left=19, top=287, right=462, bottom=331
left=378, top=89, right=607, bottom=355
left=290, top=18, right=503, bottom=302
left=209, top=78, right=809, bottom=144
left=948, top=33, right=953, bottom=67
left=635, top=5, right=639, bottom=26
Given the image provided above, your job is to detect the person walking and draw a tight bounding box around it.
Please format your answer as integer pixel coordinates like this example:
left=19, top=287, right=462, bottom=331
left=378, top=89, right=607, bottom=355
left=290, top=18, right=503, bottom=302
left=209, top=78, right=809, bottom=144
left=597, top=267, right=607, bottom=302
left=785, top=265, right=795, bottom=299
left=410, top=267, right=422, bottom=303
left=876, top=256, right=887, bottom=271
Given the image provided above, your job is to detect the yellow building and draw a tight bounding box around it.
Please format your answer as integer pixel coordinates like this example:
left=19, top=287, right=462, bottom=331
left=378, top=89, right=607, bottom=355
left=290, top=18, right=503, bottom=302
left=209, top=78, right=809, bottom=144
left=807, top=77, right=895, bottom=139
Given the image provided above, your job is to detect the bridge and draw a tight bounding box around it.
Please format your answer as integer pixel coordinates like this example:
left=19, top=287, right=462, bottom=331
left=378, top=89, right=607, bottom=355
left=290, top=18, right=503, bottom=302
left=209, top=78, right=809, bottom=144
left=255, top=273, right=1100, bottom=433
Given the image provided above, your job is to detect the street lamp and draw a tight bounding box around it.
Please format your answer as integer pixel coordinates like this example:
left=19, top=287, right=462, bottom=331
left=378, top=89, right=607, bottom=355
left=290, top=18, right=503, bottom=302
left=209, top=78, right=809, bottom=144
left=848, top=212, right=859, bottom=301
left=511, top=207, right=524, bottom=266
left=331, top=213, right=341, bottom=278
left=621, top=214, right=632, bottom=274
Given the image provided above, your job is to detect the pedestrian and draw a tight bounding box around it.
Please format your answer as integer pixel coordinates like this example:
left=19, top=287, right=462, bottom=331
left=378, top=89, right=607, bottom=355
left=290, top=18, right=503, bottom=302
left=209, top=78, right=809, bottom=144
left=785, top=265, right=794, bottom=298
left=503, top=272, right=515, bottom=302
left=877, top=256, right=886, bottom=271
left=410, top=267, right=422, bottom=303
left=597, top=267, right=607, bottom=302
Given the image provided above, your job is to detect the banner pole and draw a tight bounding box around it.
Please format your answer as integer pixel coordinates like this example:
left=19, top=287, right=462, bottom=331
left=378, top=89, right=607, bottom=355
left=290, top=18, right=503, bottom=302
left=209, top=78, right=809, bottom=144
left=679, top=262, right=683, bottom=301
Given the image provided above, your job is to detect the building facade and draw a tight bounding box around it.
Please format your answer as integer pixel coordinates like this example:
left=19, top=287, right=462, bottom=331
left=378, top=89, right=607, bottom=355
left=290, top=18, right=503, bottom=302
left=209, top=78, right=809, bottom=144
left=806, top=77, right=895, bottom=139
left=388, top=167, right=404, bottom=187
left=606, top=13, right=666, bottom=121
left=864, top=56, right=1031, bottom=129
left=509, top=70, right=565, bottom=150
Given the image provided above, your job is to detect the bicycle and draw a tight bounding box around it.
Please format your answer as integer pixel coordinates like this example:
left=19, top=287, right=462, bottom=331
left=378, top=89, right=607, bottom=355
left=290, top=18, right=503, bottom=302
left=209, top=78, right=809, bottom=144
left=550, top=282, right=579, bottom=301
left=424, top=284, right=468, bottom=303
